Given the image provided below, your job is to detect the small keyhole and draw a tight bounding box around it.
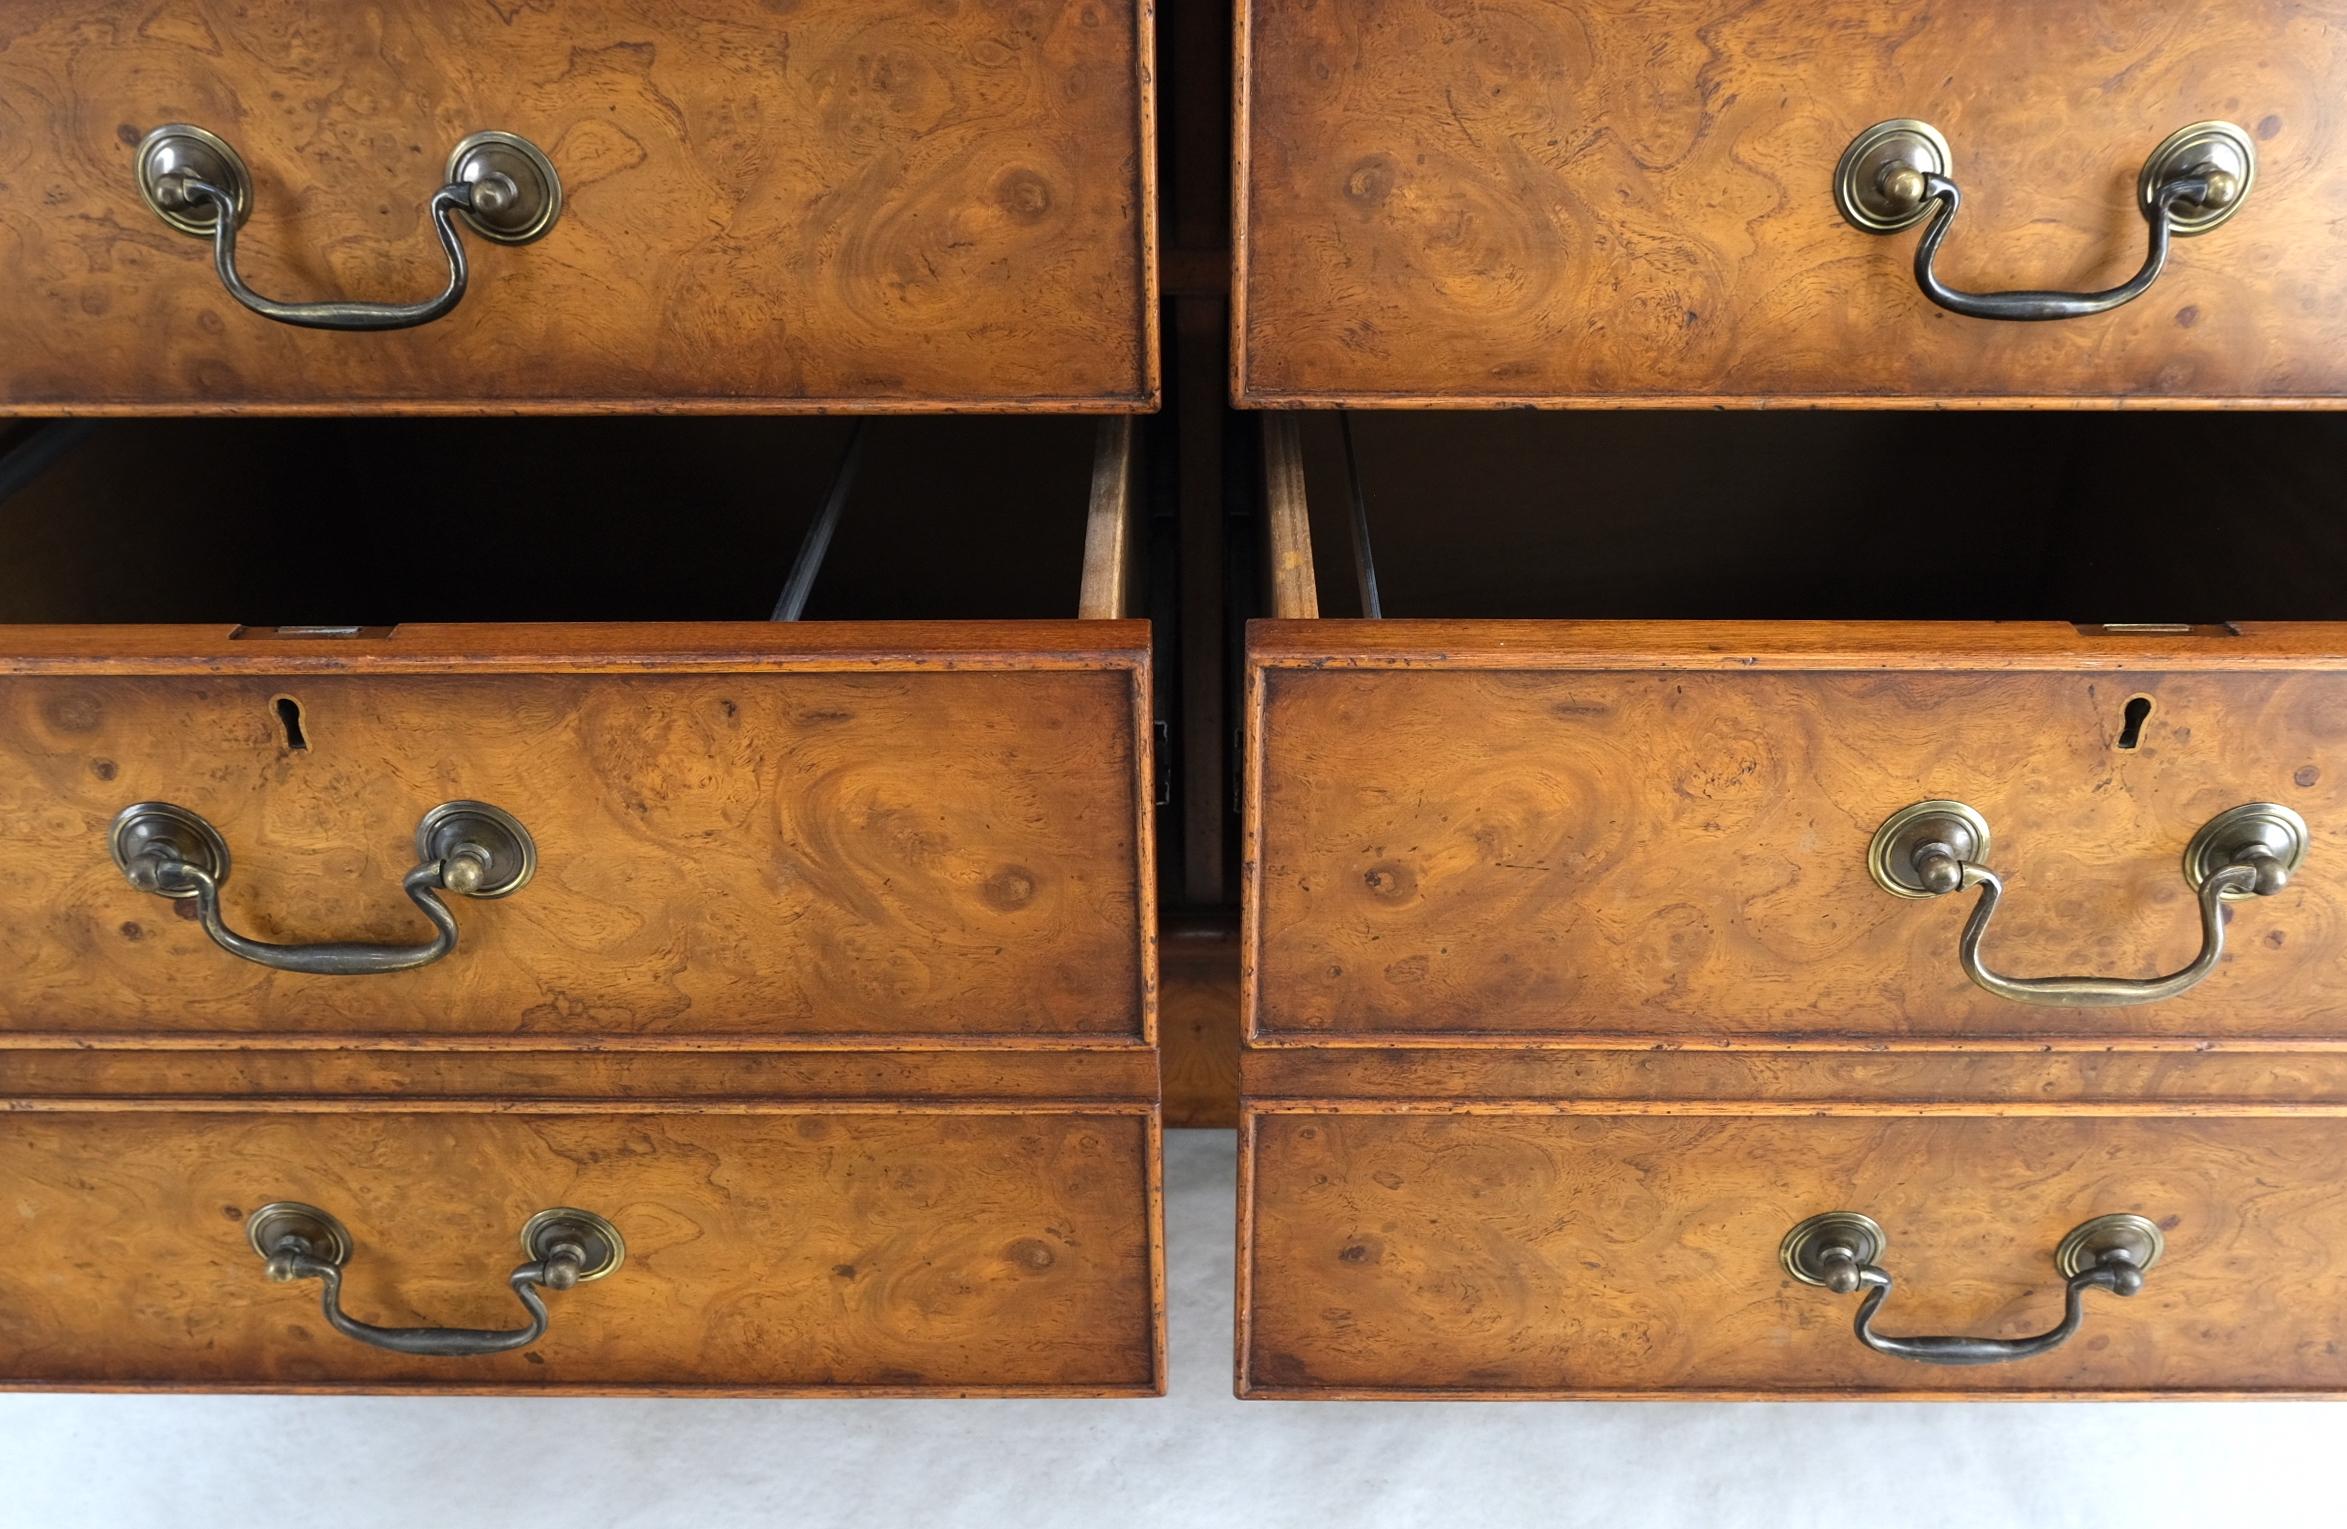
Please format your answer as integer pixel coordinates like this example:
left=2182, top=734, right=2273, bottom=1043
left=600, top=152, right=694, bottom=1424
left=2116, top=694, right=2154, bottom=750
left=273, top=696, right=308, bottom=752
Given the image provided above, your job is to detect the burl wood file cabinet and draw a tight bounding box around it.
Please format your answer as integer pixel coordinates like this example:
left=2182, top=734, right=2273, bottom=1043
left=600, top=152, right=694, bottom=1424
left=1237, top=0, right=2347, bottom=1399
left=0, top=0, right=1161, bottom=1395
left=15, top=0, right=2347, bottom=1406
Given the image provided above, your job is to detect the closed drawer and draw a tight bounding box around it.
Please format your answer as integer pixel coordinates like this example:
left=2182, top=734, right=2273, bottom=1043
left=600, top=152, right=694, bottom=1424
left=1250, top=414, right=2347, bottom=1043
left=0, top=0, right=1155, bottom=411
left=1239, top=0, right=2344, bottom=405
left=0, top=1103, right=1160, bottom=1393
left=1241, top=1103, right=2347, bottom=1398
left=0, top=417, right=1152, bottom=1043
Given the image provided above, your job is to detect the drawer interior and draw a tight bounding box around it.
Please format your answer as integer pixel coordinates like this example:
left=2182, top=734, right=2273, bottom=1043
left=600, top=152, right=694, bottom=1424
left=0, top=417, right=1133, bottom=625
left=1279, top=412, right=2347, bottom=623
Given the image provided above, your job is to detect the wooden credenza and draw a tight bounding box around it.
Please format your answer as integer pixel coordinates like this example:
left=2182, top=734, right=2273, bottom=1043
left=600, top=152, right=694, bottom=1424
left=14, top=0, right=2347, bottom=1403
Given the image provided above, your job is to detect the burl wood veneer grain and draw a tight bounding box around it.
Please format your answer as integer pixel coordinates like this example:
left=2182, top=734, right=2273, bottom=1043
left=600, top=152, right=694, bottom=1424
left=0, top=624, right=1151, bottom=1040
left=1238, top=0, right=2347, bottom=404
left=0, top=0, right=1155, bottom=411
left=1241, top=1107, right=2347, bottom=1397
left=1248, top=622, right=2347, bottom=1041
left=0, top=1106, right=1161, bottom=1392
left=1160, top=917, right=1241, bottom=1126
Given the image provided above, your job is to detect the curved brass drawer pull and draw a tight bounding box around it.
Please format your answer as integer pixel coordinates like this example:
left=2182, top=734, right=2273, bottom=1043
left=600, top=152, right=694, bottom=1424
left=247, top=1203, right=621, bottom=1358
left=110, top=800, right=536, bottom=976
left=134, top=124, right=561, bottom=331
left=1836, top=119, right=2255, bottom=321
left=1782, top=1212, right=2162, bottom=1366
left=1868, top=800, right=2307, bottom=1007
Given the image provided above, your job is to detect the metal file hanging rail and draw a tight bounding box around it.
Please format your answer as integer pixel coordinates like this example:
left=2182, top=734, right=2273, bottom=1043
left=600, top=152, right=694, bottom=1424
left=770, top=421, right=870, bottom=622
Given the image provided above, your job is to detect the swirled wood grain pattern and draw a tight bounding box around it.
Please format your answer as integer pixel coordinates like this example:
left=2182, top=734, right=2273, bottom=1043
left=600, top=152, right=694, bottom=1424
left=0, top=623, right=1150, bottom=1040
left=0, top=0, right=1154, bottom=411
left=1250, top=628, right=2347, bottom=1041
left=1242, top=1107, right=2347, bottom=1396
left=1238, top=0, right=2347, bottom=404
left=0, top=1106, right=1160, bottom=1392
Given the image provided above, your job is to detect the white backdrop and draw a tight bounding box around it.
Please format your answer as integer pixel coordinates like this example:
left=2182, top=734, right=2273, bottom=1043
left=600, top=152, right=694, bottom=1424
left=2, top=1131, right=2328, bottom=1528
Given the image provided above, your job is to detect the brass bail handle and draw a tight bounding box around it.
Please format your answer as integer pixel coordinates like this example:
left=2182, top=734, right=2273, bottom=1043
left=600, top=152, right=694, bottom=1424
left=247, top=1203, right=623, bottom=1358
left=1835, top=119, right=2256, bottom=321
left=134, top=124, right=562, bottom=331
left=1782, top=1212, right=2164, bottom=1366
left=110, top=800, right=537, bottom=976
left=1867, top=800, right=2308, bottom=1007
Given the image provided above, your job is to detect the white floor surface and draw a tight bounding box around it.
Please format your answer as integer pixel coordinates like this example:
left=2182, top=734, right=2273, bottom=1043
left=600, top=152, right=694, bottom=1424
left=1, top=1129, right=2332, bottom=1528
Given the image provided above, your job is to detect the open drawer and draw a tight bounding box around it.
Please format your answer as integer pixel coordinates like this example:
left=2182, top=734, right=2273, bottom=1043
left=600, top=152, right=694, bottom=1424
left=0, top=416, right=1153, bottom=1044
left=1249, top=412, right=2347, bottom=1044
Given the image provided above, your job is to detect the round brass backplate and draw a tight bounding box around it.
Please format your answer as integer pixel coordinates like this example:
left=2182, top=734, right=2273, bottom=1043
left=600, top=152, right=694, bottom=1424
left=135, top=123, right=253, bottom=235
left=445, top=131, right=563, bottom=244
left=2184, top=802, right=2308, bottom=900
left=1867, top=799, right=1990, bottom=899
left=2139, top=120, right=2256, bottom=236
left=1781, top=1211, right=1885, bottom=1286
left=2054, top=1213, right=2165, bottom=1278
left=416, top=800, right=538, bottom=899
left=109, top=801, right=232, bottom=897
left=1835, top=118, right=1952, bottom=234
left=521, top=1208, right=625, bottom=1281
left=246, top=1202, right=353, bottom=1267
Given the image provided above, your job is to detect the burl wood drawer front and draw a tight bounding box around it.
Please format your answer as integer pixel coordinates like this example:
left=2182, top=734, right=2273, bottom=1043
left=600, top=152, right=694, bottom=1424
left=1237, top=0, right=2347, bottom=405
left=1249, top=622, right=2347, bottom=1043
left=0, top=624, right=1151, bottom=1041
left=0, top=0, right=1155, bottom=411
left=0, top=1104, right=1160, bottom=1393
left=1241, top=1107, right=2347, bottom=1398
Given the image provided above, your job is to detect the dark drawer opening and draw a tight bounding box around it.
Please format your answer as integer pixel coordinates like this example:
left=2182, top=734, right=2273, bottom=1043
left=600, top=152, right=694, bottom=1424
left=0, top=416, right=1137, bottom=626
left=1278, top=412, right=2347, bottom=624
